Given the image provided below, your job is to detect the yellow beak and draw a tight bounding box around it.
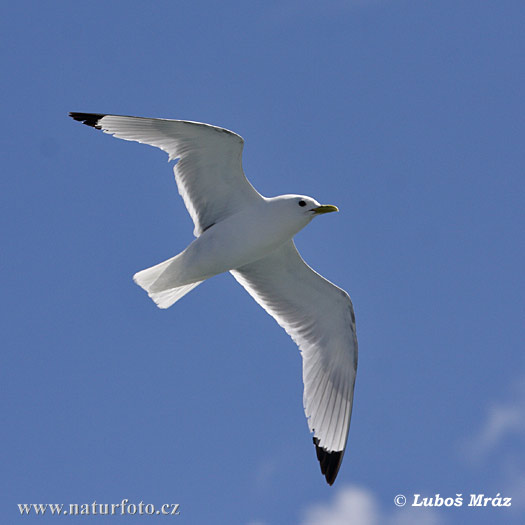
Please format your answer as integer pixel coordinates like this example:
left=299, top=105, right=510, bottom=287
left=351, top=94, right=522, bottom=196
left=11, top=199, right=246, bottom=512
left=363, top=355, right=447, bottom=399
left=312, top=204, right=339, bottom=215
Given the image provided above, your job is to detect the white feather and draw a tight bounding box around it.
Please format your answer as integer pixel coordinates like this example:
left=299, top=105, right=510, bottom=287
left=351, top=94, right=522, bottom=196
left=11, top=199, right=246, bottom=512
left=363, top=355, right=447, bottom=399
left=231, top=240, right=358, bottom=453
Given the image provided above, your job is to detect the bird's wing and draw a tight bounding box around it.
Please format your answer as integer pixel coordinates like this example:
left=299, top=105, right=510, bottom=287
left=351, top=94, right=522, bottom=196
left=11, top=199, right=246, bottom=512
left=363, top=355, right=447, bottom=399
left=69, top=113, right=263, bottom=236
left=231, top=240, right=358, bottom=485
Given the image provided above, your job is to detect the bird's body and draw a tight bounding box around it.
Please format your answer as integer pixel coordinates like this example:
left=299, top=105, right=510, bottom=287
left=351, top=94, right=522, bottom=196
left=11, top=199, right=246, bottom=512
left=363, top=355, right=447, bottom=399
left=70, top=112, right=358, bottom=485
left=138, top=194, right=325, bottom=298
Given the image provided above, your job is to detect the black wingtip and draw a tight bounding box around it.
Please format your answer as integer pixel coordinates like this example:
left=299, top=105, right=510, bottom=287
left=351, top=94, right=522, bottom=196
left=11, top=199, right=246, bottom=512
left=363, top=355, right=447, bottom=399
left=313, top=437, right=344, bottom=486
left=69, top=112, right=106, bottom=129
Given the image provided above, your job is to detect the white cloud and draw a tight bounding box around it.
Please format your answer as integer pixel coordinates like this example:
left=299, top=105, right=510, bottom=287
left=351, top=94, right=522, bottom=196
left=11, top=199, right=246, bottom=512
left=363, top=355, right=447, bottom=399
left=462, top=376, right=525, bottom=463
left=301, top=486, right=378, bottom=525
left=254, top=458, right=278, bottom=486
left=459, top=374, right=525, bottom=513
left=467, top=405, right=524, bottom=460
left=501, top=464, right=525, bottom=510
left=300, top=485, right=444, bottom=525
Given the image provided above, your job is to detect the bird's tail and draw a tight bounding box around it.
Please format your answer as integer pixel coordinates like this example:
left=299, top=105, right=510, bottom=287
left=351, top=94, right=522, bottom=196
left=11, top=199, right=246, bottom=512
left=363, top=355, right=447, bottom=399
left=133, top=255, right=203, bottom=309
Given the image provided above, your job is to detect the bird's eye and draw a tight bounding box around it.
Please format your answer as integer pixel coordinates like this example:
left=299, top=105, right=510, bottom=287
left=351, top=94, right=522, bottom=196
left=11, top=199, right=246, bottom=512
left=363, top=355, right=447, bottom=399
left=298, top=200, right=307, bottom=207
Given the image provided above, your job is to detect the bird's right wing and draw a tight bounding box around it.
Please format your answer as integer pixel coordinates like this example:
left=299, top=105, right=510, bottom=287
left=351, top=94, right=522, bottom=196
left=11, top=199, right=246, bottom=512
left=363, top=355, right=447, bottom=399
left=231, top=240, right=358, bottom=485
left=69, top=113, right=263, bottom=236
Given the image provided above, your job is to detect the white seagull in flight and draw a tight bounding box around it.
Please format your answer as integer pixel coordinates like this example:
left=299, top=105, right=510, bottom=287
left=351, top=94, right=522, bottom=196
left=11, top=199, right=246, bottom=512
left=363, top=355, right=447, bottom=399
left=70, top=112, right=358, bottom=485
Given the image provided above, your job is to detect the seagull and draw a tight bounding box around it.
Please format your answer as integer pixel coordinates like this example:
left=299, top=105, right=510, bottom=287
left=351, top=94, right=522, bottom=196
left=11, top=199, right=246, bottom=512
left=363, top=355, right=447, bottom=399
left=69, top=112, right=358, bottom=485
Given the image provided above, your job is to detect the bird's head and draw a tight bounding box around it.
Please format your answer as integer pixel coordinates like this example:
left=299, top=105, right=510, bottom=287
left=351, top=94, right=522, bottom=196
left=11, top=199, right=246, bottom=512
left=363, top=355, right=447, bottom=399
left=267, top=194, right=339, bottom=235
left=285, top=194, right=339, bottom=218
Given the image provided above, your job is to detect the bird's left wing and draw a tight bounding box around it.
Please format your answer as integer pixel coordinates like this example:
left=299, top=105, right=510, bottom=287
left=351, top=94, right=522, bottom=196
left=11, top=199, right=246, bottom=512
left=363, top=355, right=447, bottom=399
left=231, top=240, right=358, bottom=485
left=69, top=113, right=262, bottom=236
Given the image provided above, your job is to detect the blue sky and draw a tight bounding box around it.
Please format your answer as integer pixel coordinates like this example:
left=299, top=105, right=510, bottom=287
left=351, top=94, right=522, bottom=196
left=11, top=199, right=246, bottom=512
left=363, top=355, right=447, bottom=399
left=2, top=1, right=524, bottom=523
